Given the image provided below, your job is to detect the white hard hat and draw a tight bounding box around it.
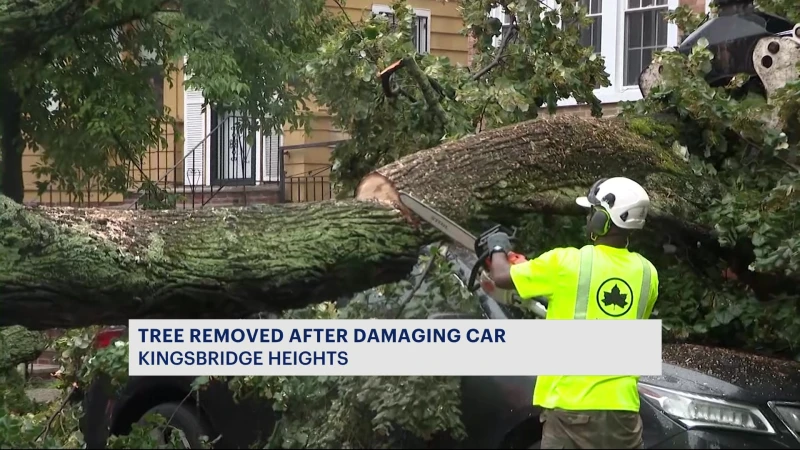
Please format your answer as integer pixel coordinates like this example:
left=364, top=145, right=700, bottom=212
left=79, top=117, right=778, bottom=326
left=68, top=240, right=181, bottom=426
left=575, top=177, right=651, bottom=230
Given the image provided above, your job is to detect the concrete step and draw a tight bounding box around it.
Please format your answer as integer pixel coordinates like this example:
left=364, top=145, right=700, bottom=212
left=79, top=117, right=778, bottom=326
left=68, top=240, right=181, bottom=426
left=30, top=364, right=60, bottom=379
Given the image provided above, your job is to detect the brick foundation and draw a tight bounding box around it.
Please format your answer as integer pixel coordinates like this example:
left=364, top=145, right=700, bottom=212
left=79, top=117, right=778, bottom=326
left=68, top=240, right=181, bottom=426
left=168, top=185, right=282, bottom=209
left=682, top=0, right=707, bottom=14
left=467, top=32, right=478, bottom=67
left=34, top=350, right=58, bottom=366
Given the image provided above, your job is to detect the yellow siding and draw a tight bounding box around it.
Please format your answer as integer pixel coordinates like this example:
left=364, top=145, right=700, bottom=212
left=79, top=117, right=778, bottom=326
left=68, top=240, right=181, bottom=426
left=22, top=62, right=185, bottom=206
left=21, top=2, right=468, bottom=205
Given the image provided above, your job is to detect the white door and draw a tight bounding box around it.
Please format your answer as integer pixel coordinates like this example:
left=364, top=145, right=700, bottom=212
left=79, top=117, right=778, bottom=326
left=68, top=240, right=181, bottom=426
left=261, top=127, right=282, bottom=182
left=183, top=88, right=209, bottom=186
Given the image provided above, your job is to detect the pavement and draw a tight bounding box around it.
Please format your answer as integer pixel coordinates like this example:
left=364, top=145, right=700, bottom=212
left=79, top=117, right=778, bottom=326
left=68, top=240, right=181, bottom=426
left=26, top=387, right=61, bottom=404
left=24, top=363, right=63, bottom=404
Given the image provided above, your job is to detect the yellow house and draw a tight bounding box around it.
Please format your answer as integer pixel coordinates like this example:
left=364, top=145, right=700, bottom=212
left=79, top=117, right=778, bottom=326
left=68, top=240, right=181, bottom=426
left=22, top=0, right=470, bottom=208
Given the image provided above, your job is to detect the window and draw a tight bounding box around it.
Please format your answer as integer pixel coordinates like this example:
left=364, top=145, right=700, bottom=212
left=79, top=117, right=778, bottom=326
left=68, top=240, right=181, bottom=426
left=561, top=0, right=602, bottom=54
left=372, top=5, right=432, bottom=54
left=114, top=30, right=165, bottom=111
left=580, top=0, right=603, bottom=54
left=141, top=47, right=165, bottom=111
left=150, top=73, right=165, bottom=111
left=532, top=0, right=679, bottom=105
left=623, top=0, right=669, bottom=86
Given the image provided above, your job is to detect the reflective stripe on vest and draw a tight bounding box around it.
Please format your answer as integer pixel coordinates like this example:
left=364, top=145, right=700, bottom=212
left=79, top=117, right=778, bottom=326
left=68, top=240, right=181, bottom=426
left=574, top=246, right=652, bottom=320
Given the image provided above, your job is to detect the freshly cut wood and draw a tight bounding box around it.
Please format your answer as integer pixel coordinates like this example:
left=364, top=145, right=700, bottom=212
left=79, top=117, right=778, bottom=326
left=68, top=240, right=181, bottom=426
left=0, top=198, right=426, bottom=330
left=356, top=114, right=714, bottom=238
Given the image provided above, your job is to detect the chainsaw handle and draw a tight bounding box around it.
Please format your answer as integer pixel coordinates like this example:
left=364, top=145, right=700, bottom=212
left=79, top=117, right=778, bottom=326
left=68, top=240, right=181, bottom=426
left=468, top=250, right=527, bottom=292
left=468, top=249, right=491, bottom=292
left=486, top=251, right=528, bottom=268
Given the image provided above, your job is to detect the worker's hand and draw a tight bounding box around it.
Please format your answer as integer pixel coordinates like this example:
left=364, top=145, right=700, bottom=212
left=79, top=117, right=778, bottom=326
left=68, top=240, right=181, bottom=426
left=485, top=231, right=512, bottom=254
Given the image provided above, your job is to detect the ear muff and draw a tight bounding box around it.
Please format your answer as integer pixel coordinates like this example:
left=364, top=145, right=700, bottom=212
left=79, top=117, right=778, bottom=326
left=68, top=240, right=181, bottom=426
left=589, top=206, right=612, bottom=237
left=585, top=178, right=612, bottom=239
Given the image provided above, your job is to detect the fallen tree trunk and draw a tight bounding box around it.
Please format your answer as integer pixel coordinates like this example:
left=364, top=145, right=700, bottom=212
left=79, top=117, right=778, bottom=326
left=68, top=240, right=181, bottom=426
left=357, top=114, right=714, bottom=237
left=356, top=115, right=798, bottom=299
left=0, top=199, right=426, bottom=329
left=0, top=326, right=47, bottom=370
left=0, top=115, right=780, bottom=329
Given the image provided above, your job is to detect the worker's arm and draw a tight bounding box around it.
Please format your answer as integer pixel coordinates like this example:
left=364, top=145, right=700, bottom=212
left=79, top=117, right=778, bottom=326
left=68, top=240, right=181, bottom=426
left=489, top=252, right=515, bottom=290
left=490, top=248, right=567, bottom=300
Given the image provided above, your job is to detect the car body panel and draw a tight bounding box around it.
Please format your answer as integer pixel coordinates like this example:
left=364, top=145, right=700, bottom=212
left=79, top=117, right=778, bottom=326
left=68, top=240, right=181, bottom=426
left=645, top=357, right=800, bottom=405
left=459, top=376, right=540, bottom=448
left=650, top=428, right=800, bottom=449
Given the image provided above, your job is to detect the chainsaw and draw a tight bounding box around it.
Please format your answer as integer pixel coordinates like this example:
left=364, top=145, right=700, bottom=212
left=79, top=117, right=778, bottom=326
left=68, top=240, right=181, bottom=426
left=399, top=191, right=547, bottom=318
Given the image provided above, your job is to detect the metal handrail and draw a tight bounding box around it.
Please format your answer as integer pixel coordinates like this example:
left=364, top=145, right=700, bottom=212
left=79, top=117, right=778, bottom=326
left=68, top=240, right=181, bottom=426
left=127, top=114, right=236, bottom=209
left=307, top=165, right=332, bottom=177
left=280, top=139, right=349, bottom=151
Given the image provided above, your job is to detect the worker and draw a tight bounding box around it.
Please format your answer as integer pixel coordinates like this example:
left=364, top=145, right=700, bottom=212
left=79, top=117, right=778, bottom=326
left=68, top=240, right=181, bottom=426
left=484, top=177, right=660, bottom=450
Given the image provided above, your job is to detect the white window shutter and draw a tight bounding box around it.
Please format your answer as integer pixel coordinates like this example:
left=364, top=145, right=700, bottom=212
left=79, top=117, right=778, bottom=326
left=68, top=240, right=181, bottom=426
left=262, top=127, right=282, bottom=182
left=183, top=89, right=206, bottom=186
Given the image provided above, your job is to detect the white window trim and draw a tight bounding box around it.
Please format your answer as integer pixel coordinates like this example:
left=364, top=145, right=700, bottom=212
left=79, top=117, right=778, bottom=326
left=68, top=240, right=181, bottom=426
left=546, top=0, right=679, bottom=106
left=372, top=4, right=432, bottom=54
left=585, top=3, right=604, bottom=54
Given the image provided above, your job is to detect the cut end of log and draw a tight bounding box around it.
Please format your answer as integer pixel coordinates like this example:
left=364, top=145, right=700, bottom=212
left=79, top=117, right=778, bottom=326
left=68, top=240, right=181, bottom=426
left=356, top=172, right=400, bottom=206
left=355, top=172, right=422, bottom=226
left=355, top=172, right=396, bottom=201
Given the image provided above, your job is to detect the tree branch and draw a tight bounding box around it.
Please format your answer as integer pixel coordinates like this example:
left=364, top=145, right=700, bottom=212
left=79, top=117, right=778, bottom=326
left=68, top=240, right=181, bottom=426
left=470, top=26, right=517, bottom=81
left=0, top=0, right=178, bottom=65
left=401, top=56, right=450, bottom=128
left=70, top=0, right=180, bottom=38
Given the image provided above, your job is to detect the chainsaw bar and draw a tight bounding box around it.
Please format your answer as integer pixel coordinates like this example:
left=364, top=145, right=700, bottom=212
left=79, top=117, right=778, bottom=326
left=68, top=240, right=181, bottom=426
left=398, top=191, right=548, bottom=319
left=398, top=192, right=476, bottom=250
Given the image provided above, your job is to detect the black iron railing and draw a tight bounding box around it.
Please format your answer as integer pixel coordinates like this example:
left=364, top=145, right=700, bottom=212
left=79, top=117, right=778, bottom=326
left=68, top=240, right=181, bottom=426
left=129, top=111, right=284, bottom=209
left=29, top=122, right=344, bottom=209
left=282, top=164, right=333, bottom=203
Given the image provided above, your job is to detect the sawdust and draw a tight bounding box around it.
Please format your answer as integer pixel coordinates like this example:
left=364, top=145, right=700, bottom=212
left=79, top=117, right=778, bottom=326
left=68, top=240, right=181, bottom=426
left=33, top=205, right=196, bottom=256
left=38, top=206, right=144, bottom=248
left=663, top=342, right=800, bottom=392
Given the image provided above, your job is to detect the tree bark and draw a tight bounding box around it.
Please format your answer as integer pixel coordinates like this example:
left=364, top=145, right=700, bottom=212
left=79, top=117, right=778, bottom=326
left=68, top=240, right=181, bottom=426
left=356, top=114, right=798, bottom=298
left=0, top=114, right=784, bottom=330
left=356, top=114, right=715, bottom=238
left=0, top=326, right=47, bottom=370
left=0, top=198, right=426, bottom=330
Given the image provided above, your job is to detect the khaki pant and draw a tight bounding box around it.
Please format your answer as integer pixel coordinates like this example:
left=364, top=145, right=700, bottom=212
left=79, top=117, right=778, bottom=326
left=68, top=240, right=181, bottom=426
left=539, top=408, right=644, bottom=449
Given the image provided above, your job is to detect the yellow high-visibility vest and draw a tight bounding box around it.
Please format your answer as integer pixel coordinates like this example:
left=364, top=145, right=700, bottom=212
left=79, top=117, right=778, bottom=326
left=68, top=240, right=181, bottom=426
left=509, top=244, right=659, bottom=412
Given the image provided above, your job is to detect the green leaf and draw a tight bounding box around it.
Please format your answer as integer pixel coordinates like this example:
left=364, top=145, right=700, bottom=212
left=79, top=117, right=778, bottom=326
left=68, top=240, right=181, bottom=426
left=191, top=376, right=211, bottom=390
